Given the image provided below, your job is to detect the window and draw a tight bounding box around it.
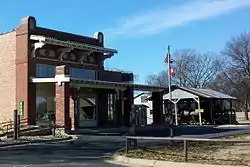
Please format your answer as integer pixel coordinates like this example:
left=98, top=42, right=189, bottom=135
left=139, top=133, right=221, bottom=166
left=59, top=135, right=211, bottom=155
left=108, top=93, right=116, bottom=121
left=141, top=96, right=148, bottom=103
left=70, top=68, right=96, bottom=80
left=36, top=64, right=55, bottom=78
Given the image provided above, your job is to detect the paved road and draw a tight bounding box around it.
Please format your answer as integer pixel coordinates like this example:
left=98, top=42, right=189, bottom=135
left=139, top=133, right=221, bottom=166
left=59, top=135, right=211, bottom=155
left=0, top=136, right=126, bottom=167
left=0, top=126, right=249, bottom=167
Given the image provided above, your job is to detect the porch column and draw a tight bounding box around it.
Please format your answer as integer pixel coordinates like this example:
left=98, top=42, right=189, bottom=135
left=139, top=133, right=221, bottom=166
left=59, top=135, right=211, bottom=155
left=115, top=90, right=122, bottom=126
left=209, top=99, right=213, bottom=124
left=55, top=65, right=75, bottom=132
left=97, top=89, right=108, bottom=126
left=152, top=92, right=163, bottom=124
left=124, top=86, right=133, bottom=127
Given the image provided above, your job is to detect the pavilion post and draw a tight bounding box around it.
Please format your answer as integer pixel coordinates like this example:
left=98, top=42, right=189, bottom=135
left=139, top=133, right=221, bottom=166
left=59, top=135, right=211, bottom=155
left=197, top=98, right=202, bottom=126
left=229, top=99, right=232, bottom=124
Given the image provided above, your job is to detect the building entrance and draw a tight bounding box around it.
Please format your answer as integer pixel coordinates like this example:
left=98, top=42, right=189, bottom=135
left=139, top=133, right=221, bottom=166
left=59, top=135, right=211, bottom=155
left=36, top=83, right=55, bottom=125
left=78, top=95, right=97, bottom=128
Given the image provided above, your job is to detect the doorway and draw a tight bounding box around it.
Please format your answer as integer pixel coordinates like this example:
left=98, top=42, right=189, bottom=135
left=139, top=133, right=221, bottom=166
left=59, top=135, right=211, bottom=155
left=36, top=83, right=55, bottom=126
left=78, top=96, right=98, bottom=128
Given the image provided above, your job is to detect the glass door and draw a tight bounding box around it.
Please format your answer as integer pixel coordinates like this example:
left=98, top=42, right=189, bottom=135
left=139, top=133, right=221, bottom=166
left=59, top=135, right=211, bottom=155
left=36, top=96, right=55, bottom=125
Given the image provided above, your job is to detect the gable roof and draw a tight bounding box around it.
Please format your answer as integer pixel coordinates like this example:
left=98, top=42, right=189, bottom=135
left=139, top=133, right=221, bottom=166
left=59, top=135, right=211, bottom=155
left=163, top=87, right=236, bottom=100
left=134, top=92, right=151, bottom=99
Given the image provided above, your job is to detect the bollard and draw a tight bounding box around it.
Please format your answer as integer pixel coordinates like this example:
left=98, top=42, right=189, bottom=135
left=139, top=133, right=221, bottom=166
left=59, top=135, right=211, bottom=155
left=126, top=138, right=129, bottom=154
left=169, top=125, right=174, bottom=145
left=129, top=105, right=137, bottom=148
left=17, top=115, right=20, bottom=138
left=51, top=114, right=56, bottom=137
left=13, top=109, right=18, bottom=140
left=184, top=140, right=188, bottom=161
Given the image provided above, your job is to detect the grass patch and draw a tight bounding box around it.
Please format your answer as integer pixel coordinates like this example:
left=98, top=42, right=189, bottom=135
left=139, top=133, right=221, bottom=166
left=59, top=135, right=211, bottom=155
left=121, top=135, right=250, bottom=166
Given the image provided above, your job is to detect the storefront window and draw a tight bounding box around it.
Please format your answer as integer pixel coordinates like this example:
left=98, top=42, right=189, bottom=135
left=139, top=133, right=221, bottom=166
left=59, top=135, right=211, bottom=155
left=36, top=83, right=55, bottom=125
left=70, top=68, right=96, bottom=80
left=36, top=64, right=56, bottom=78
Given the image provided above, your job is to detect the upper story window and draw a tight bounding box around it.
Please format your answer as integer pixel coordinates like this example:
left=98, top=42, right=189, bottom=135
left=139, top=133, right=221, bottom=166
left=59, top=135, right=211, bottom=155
left=70, top=68, right=96, bottom=80
left=36, top=64, right=55, bottom=78
left=141, top=96, right=148, bottom=103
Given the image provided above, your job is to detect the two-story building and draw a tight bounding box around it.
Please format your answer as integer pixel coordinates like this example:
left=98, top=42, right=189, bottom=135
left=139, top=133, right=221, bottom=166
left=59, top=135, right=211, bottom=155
left=0, top=16, right=166, bottom=132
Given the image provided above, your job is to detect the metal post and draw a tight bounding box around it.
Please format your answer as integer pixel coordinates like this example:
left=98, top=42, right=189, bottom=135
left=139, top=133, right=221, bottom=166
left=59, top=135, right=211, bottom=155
left=13, top=109, right=18, bottom=140
left=51, top=114, right=56, bottom=137
left=167, top=45, right=172, bottom=105
left=174, top=102, right=178, bottom=126
left=170, top=126, right=174, bottom=137
left=184, top=140, right=188, bottom=161
left=130, top=105, right=137, bottom=148
left=17, top=114, right=20, bottom=138
left=167, top=45, right=178, bottom=126
left=126, top=138, right=129, bottom=154
left=197, top=98, right=202, bottom=126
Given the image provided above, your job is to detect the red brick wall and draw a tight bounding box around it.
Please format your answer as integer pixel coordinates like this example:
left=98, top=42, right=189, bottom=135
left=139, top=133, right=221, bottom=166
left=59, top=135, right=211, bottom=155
left=0, top=31, right=16, bottom=123
left=55, top=82, right=70, bottom=126
left=16, top=17, right=37, bottom=125
left=55, top=65, right=75, bottom=131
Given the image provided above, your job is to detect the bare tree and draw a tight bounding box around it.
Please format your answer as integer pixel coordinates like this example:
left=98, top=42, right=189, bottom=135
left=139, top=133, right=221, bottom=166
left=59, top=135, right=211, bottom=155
left=218, top=32, right=250, bottom=120
left=146, top=71, right=168, bottom=87
left=146, top=49, right=224, bottom=88
left=223, top=32, right=250, bottom=77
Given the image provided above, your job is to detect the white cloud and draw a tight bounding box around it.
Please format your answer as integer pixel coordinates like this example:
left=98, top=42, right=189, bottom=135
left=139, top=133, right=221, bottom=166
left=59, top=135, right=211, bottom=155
left=103, top=0, right=250, bottom=38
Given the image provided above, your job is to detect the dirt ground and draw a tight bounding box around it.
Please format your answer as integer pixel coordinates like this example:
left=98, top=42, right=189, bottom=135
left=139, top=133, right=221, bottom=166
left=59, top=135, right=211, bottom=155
left=122, top=134, right=250, bottom=166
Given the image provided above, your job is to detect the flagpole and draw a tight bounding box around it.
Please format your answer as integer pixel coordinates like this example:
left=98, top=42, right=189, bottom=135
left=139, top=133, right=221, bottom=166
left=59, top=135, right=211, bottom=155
left=167, top=45, right=172, bottom=101
left=167, top=45, right=178, bottom=126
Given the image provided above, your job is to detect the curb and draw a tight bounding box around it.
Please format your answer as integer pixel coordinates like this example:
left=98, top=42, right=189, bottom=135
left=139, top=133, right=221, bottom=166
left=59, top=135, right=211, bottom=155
left=110, top=155, right=248, bottom=167
left=0, top=135, right=75, bottom=148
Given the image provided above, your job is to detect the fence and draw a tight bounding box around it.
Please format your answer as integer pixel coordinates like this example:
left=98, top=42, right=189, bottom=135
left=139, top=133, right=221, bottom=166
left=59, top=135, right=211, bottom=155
left=125, top=136, right=250, bottom=162
left=0, top=118, right=29, bottom=134
left=0, top=110, right=62, bottom=140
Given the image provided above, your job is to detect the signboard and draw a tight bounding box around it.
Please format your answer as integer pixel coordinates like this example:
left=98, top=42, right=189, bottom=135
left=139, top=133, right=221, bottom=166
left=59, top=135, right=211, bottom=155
left=19, top=101, right=24, bottom=119
left=195, top=109, right=204, bottom=113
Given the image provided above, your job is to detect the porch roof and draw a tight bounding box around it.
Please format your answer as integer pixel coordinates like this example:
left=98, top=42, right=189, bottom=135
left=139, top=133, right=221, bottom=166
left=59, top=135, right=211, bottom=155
left=30, top=35, right=118, bottom=55
left=162, top=87, right=237, bottom=100
left=71, top=79, right=166, bottom=92
left=30, top=77, right=166, bottom=92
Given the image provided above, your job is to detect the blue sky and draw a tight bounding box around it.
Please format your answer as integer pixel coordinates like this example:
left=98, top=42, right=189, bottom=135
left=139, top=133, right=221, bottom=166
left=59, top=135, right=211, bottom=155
left=1, top=0, right=250, bottom=83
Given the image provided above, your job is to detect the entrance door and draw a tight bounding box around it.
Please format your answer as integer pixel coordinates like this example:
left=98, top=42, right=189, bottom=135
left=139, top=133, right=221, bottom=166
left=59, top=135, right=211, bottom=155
left=78, top=96, right=98, bottom=128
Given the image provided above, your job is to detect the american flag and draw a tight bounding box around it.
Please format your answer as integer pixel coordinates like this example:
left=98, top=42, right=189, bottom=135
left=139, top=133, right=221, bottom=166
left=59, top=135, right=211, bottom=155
left=164, top=54, right=173, bottom=64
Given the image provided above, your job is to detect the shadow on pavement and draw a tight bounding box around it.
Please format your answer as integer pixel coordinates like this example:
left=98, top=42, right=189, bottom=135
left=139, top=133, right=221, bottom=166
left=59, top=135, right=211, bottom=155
left=0, top=126, right=249, bottom=166
left=74, top=126, right=244, bottom=137
left=0, top=138, right=127, bottom=166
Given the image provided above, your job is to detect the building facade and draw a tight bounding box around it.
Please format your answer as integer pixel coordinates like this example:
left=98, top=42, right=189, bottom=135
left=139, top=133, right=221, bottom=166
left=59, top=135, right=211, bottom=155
left=0, top=16, right=165, bottom=131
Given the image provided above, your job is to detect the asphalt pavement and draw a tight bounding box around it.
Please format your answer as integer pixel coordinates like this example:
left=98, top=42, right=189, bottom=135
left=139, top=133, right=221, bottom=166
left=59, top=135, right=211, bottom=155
left=0, top=125, right=249, bottom=167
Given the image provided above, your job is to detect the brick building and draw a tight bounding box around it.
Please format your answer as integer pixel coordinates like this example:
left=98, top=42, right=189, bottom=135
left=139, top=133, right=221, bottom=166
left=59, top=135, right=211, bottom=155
left=0, top=16, right=165, bottom=131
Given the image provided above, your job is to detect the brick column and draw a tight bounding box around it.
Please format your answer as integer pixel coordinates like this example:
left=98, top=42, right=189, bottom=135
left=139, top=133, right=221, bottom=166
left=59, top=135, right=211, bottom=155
left=55, top=65, right=75, bottom=132
left=152, top=92, right=163, bottom=124
left=16, top=16, right=37, bottom=125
